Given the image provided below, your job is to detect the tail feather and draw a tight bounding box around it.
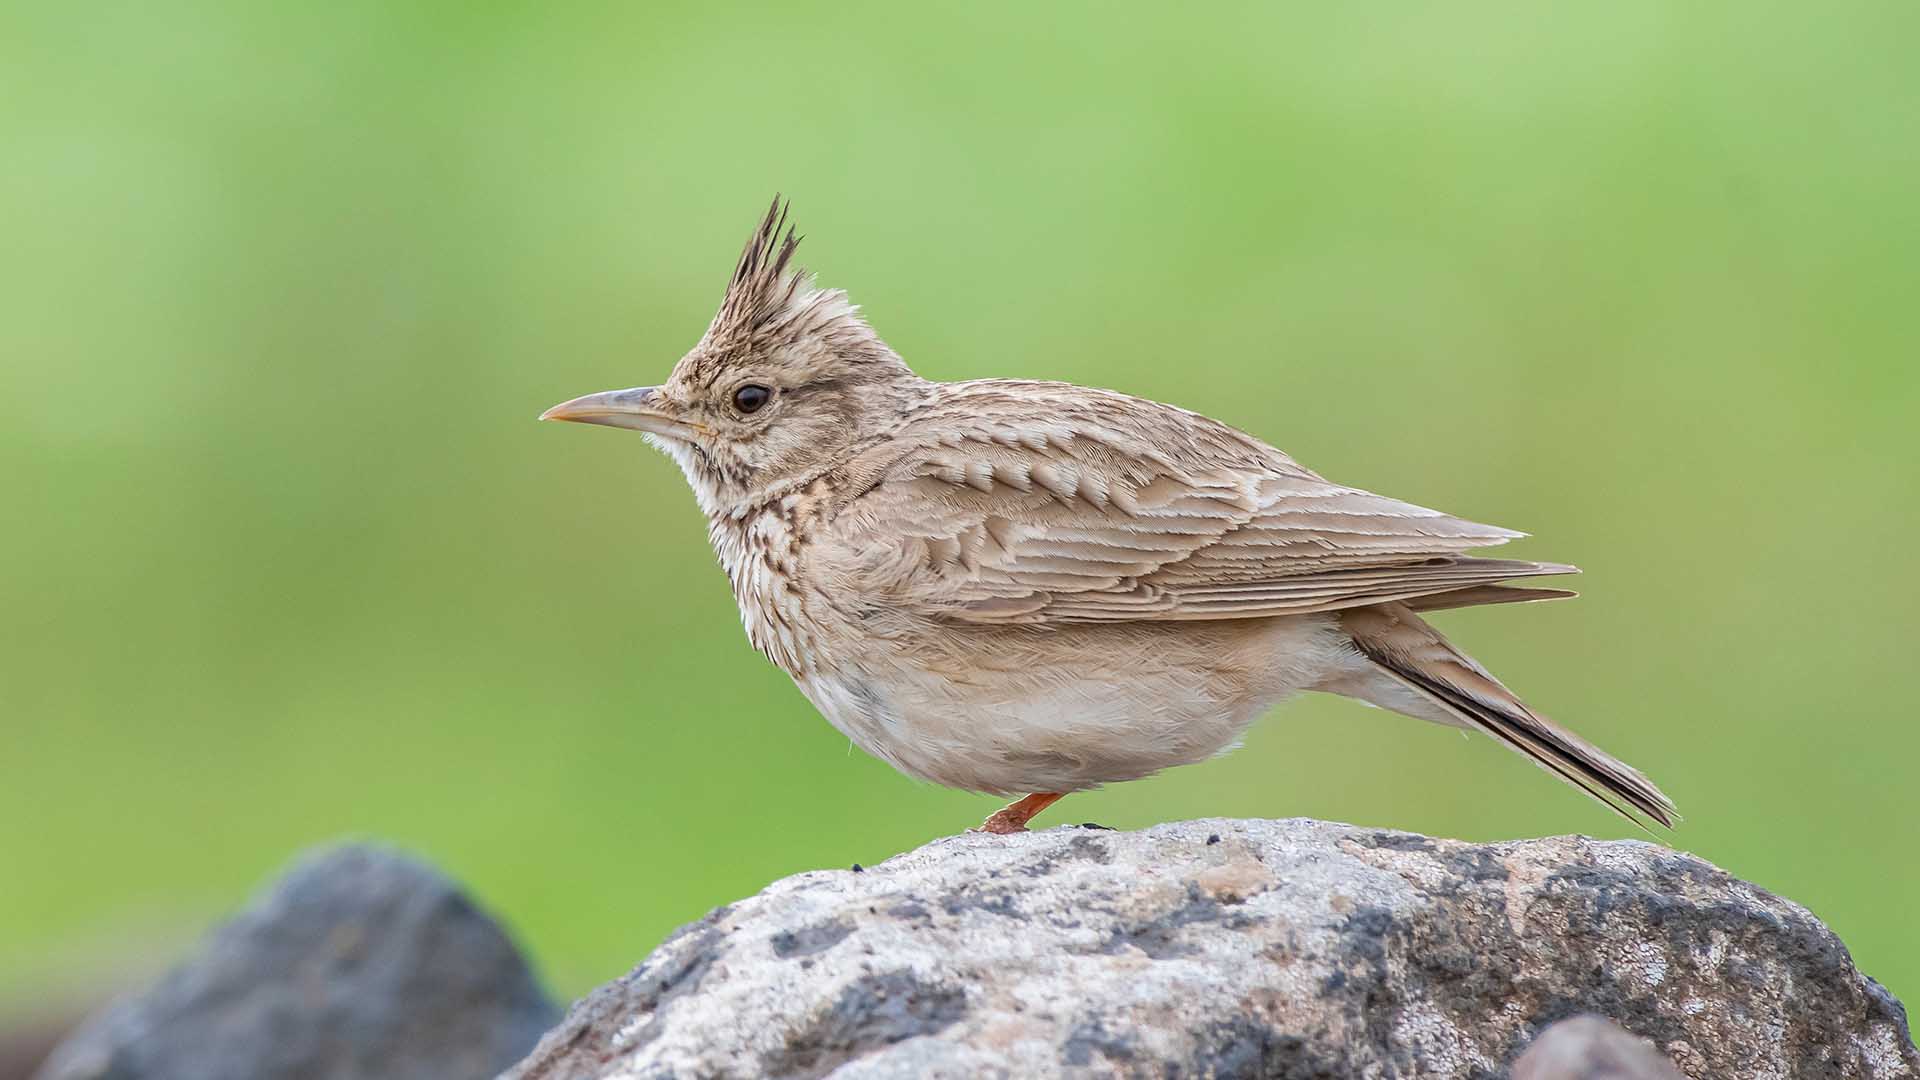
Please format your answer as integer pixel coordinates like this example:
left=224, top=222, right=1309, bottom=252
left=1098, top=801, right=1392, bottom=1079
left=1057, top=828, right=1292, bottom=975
left=1340, top=603, right=1677, bottom=829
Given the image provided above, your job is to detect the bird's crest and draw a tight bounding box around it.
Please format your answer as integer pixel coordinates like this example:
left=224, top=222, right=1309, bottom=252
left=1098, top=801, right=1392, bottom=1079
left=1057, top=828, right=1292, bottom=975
left=704, top=197, right=866, bottom=352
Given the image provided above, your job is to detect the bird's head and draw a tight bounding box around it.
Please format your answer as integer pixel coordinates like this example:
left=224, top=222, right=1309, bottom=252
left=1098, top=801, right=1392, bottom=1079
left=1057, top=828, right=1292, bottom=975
left=542, top=199, right=925, bottom=515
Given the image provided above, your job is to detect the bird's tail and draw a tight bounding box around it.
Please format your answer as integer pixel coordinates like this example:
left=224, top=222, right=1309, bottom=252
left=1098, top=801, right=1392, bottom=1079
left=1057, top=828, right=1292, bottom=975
left=1336, top=602, right=1677, bottom=828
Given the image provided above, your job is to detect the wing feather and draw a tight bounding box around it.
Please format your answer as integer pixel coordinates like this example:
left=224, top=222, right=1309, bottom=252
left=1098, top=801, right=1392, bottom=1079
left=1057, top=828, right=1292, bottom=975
left=813, top=382, right=1571, bottom=626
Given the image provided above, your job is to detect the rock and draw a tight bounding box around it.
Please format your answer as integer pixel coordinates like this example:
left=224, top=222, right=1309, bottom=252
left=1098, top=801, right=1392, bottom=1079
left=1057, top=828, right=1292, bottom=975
left=505, top=818, right=1916, bottom=1079
left=1512, top=1015, right=1684, bottom=1079
left=2, top=1009, right=85, bottom=1080
left=37, top=844, right=557, bottom=1080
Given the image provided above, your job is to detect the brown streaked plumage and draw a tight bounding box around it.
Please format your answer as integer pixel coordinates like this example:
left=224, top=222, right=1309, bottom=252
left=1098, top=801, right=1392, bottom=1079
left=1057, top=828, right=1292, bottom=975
left=541, top=199, right=1677, bottom=833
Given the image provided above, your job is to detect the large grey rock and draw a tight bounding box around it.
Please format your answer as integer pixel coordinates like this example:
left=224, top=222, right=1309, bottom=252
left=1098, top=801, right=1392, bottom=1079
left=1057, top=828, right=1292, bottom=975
left=506, top=818, right=1915, bottom=1079
left=38, top=844, right=557, bottom=1080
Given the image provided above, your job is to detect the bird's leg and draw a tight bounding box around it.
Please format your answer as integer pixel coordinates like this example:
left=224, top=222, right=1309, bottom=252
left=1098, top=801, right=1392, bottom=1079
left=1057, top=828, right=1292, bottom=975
left=977, top=792, right=1065, bottom=835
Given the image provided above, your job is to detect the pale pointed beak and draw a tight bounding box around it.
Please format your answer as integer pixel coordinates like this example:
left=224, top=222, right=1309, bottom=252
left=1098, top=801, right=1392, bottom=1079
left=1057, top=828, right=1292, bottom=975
left=539, top=386, right=704, bottom=440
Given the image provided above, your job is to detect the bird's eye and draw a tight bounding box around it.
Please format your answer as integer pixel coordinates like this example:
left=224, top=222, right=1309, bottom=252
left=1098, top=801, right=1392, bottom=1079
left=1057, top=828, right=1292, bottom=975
left=731, top=384, right=773, bottom=414
left=732, top=384, right=773, bottom=414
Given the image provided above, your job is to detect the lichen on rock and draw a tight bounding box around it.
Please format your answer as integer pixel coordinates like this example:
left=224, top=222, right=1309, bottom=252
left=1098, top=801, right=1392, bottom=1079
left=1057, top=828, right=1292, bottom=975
left=506, top=818, right=1917, bottom=1079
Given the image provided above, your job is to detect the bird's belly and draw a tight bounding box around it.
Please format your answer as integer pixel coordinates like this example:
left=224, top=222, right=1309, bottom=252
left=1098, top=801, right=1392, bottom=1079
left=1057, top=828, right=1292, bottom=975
left=794, top=615, right=1348, bottom=795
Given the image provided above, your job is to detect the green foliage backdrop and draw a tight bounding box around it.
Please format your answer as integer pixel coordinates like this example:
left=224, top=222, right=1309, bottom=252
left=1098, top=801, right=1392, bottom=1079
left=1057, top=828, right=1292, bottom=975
left=4, top=1, right=1915, bottom=1010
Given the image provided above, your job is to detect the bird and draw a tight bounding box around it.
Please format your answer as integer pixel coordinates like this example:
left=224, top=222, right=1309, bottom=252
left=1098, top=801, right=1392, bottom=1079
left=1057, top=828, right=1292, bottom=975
left=540, top=199, right=1676, bottom=835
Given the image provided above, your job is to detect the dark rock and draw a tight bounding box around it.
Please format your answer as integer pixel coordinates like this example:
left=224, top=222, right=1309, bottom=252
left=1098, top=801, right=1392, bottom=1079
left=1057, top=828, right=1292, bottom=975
left=762, top=971, right=967, bottom=1079
left=770, top=918, right=855, bottom=959
left=503, top=818, right=1917, bottom=1079
left=36, top=844, right=556, bottom=1080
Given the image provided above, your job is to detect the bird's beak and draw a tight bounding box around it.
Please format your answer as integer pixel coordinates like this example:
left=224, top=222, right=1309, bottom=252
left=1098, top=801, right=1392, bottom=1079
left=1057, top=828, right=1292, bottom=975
left=538, top=386, right=704, bottom=440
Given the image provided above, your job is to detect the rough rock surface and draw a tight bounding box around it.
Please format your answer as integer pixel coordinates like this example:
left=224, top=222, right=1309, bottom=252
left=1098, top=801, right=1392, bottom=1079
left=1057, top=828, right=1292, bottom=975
left=37, top=844, right=557, bottom=1080
left=506, top=818, right=1915, bottom=1079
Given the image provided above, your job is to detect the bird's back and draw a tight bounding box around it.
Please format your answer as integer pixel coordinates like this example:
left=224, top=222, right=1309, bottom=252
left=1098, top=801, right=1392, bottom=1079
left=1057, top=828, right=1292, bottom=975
left=805, top=377, right=1559, bottom=630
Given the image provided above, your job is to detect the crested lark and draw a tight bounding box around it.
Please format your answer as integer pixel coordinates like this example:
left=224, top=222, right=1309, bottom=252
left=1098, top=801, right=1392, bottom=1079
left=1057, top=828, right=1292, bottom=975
left=542, top=200, right=1676, bottom=834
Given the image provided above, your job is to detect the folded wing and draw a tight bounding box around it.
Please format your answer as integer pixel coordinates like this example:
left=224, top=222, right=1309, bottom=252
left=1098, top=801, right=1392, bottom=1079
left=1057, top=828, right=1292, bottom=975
left=815, top=385, right=1573, bottom=625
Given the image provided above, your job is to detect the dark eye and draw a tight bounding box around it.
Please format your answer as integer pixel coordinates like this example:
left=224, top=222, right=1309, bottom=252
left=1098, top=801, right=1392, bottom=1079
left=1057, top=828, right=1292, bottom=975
left=731, top=384, right=772, bottom=414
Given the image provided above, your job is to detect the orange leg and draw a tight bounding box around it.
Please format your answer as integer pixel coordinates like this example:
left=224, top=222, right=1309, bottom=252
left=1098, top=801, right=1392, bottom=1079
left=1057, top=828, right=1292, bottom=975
left=977, top=792, right=1066, bottom=835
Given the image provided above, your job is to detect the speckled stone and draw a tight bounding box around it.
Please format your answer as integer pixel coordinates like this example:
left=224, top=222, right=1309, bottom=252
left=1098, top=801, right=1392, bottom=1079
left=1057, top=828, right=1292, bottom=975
left=505, top=818, right=1915, bottom=1079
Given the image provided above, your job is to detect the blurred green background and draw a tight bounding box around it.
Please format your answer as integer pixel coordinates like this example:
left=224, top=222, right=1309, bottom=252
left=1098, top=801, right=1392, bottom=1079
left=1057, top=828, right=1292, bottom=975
left=3, top=0, right=1916, bottom=1026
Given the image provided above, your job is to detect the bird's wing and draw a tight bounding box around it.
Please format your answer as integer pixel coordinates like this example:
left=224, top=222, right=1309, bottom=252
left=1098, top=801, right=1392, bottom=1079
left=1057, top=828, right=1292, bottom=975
left=813, top=383, right=1573, bottom=625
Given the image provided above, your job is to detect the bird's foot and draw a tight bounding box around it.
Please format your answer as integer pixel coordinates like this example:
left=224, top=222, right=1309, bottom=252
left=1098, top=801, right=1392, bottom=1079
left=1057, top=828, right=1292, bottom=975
left=974, top=792, right=1065, bottom=835
left=975, top=807, right=1032, bottom=835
